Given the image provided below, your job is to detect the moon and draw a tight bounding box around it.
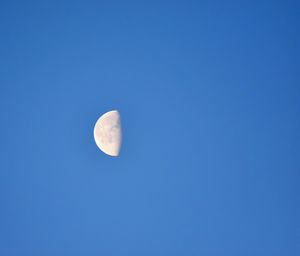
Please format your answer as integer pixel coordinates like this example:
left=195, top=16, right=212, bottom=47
left=93, top=110, right=122, bottom=156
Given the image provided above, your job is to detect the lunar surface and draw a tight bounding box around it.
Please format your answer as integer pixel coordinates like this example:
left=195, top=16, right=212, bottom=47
left=93, top=110, right=121, bottom=156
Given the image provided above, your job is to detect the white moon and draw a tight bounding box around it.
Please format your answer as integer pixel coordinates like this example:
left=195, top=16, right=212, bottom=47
left=93, top=110, right=122, bottom=156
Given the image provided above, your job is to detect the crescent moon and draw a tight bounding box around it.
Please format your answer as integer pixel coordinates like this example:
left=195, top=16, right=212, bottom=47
left=93, top=110, right=122, bottom=156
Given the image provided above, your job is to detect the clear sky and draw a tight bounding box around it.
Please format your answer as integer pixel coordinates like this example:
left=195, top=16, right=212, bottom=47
left=0, top=1, right=299, bottom=255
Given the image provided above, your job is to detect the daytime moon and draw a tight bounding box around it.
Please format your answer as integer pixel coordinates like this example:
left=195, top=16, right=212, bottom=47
left=93, top=110, right=121, bottom=156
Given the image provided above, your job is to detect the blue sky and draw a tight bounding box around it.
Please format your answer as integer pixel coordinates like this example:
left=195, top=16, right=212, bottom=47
left=0, top=1, right=299, bottom=255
